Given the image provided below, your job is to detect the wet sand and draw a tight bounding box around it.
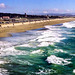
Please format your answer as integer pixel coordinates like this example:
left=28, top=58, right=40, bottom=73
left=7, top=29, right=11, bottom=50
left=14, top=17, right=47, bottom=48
left=0, top=18, right=75, bottom=37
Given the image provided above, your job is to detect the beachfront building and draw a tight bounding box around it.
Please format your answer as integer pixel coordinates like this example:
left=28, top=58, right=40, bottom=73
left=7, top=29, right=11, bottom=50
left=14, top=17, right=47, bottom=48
left=3, top=16, right=10, bottom=19
left=2, top=16, right=10, bottom=21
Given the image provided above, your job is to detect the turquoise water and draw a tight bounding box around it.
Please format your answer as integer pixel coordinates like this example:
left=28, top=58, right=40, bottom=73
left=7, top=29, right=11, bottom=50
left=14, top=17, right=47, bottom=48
left=0, top=21, right=75, bottom=75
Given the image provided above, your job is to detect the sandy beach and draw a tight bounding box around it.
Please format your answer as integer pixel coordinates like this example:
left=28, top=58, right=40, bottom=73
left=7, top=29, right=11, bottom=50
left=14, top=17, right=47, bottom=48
left=0, top=18, right=75, bottom=37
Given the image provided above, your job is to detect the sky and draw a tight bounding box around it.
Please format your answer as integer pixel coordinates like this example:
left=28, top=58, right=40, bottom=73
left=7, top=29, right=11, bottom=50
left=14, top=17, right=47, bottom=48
left=0, top=0, right=75, bottom=14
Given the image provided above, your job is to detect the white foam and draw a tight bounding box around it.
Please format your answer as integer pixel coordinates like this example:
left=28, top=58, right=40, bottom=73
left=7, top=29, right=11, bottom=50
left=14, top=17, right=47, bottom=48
left=38, top=42, right=50, bottom=47
left=70, top=54, right=75, bottom=56
left=36, top=69, right=56, bottom=75
left=37, top=31, right=62, bottom=39
left=54, top=49, right=67, bottom=53
left=35, top=29, right=66, bottom=47
left=0, top=68, right=9, bottom=75
left=45, top=25, right=62, bottom=30
left=31, top=49, right=44, bottom=54
left=38, top=37, right=65, bottom=43
left=63, top=21, right=75, bottom=28
left=0, top=61, right=7, bottom=64
left=0, top=41, right=12, bottom=48
left=73, top=69, right=75, bottom=73
left=0, top=47, right=27, bottom=56
left=16, top=44, right=31, bottom=47
left=31, top=29, right=63, bottom=46
left=46, top=55, right=71, bottom=65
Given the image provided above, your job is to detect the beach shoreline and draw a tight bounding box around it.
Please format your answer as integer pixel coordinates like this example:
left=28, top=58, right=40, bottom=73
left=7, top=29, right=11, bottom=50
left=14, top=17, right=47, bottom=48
left=0, top=18, right=75, bottom=37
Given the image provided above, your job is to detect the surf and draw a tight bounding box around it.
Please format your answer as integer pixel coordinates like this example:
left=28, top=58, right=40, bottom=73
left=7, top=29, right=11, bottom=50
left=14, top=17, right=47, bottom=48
left=0, top=21, right=75, bottom=75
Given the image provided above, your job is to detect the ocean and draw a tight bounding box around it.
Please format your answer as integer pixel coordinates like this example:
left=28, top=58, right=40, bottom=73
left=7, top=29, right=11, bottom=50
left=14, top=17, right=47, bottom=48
left=0, top=21, right=75, bottom=75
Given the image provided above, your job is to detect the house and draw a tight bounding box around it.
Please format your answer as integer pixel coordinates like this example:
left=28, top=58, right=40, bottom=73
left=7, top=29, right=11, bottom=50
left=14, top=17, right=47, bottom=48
left=2, top=16, right=10, bottom=20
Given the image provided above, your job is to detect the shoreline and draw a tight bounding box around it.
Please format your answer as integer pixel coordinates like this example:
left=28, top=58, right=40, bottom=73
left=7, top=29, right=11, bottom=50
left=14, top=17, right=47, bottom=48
left=0, top=18, right=75, bottom=37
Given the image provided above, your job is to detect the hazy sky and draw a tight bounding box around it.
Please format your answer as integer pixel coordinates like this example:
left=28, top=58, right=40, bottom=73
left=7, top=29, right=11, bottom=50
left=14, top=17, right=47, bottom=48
left=0, top=0, right=75, bottom=14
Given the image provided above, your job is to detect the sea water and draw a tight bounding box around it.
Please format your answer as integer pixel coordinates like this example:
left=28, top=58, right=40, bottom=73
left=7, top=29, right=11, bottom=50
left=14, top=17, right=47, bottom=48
left=0, top=21, right=75, bottom=75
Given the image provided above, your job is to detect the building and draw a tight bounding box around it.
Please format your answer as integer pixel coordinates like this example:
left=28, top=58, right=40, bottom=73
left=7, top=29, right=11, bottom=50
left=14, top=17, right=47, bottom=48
left=2, top=16, right=10, bottom=21
left=2, top=16, right=10, bottom=19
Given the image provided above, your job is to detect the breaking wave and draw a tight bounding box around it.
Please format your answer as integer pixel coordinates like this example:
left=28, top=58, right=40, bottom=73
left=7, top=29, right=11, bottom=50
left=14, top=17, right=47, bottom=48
left=0, top=21, right=75, bottom=75
left=62, top=21, right=75, bottom=28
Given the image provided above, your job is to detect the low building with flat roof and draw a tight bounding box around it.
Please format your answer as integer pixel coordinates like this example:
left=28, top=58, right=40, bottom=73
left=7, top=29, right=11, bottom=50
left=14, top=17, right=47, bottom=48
left=2, top=16, right=10, bottom=19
